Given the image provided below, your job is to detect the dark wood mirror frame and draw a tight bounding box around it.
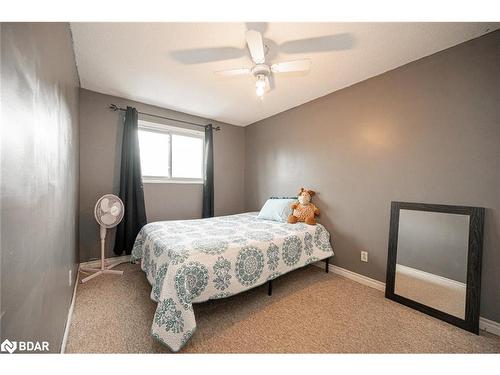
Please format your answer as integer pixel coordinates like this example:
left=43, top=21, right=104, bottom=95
left=385, top=201, right=485, bottom=334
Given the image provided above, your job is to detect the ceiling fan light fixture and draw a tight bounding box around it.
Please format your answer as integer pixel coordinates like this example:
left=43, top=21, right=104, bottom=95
left=213, top=30, right=316, bottom=100
left=256, top=75, right=266, bottom=88
left=256, top=85, right=265, bottom=98
left=255, top=75, right=266, bottom=97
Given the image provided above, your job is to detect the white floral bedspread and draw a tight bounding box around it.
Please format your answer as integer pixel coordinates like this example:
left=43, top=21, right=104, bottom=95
left=131, top=212, right=334, bottom=351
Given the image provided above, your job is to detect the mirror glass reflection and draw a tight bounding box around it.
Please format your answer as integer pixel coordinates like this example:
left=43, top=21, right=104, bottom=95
left=394, top=209, right=469, bottom=319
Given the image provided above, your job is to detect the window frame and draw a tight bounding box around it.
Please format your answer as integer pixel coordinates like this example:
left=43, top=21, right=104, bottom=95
left=138, top=119, right=205, bottom=184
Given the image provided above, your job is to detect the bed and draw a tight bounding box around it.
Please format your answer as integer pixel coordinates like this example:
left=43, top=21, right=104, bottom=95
left=131, top=212, right=334, bottom=351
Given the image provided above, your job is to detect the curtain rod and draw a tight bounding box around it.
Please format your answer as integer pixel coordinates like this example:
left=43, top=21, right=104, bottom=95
left=108, top=104, right=221, bottom=131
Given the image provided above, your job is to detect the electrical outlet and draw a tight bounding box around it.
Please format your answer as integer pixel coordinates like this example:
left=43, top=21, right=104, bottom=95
left=361, top=251, right=368, bottom=263
left=68, top=269, right=72, bottom=286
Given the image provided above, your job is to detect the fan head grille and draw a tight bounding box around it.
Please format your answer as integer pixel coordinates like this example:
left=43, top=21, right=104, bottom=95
left=94, top=194, right=124, bottom=228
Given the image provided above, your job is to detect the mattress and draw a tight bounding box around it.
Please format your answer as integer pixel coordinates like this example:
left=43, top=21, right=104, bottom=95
left=131, top=212, right=334, bottom=351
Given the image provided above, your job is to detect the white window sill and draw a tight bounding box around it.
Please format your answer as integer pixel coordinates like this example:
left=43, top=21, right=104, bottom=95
left=142, top=178, right=204, bottom=184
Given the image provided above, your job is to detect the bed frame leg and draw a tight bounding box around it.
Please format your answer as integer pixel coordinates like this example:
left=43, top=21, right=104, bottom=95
left=268, top=280, right=272, bottom=296
left=325, top=257, right=330, bottom=273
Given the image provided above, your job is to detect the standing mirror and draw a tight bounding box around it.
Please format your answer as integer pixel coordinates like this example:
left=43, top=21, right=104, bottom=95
left=385, top=202, right=484, bottom=334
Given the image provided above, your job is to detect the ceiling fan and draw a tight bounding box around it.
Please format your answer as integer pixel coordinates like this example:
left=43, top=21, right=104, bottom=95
left=215, top=30, right=313, bottom=98
left=170, top=25, right=354, bottom=99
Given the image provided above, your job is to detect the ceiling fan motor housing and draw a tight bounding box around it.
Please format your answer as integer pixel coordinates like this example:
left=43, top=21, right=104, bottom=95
left=251, top=64, right=271, bottom=78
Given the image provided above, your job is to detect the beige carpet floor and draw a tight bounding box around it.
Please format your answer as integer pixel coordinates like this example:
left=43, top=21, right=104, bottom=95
left=65, top=263, right=500, bottom=353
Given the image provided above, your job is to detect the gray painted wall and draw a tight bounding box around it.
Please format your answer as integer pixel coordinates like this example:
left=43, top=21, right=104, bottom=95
left=79, top=89, right=245, bottom=262
left=397, top=210, right=469, bottom=283
left=244, top=31, right=500, bottom=321
left=1, top=23, right=80, bottom=351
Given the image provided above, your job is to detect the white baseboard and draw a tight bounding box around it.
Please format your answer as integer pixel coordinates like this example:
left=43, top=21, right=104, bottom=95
left=60, top=266, right=79, bottom=353
left=479, top=317, right=500, bottom=336
left=314, top=261, right=499, bottom=336
left=80, top=254, right=131, bottom=269
left=314, top=261, right=385, bottom=292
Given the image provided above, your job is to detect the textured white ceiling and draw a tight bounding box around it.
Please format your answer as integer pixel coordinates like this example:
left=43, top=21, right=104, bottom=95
left=71, top=22, right=498, bottom=126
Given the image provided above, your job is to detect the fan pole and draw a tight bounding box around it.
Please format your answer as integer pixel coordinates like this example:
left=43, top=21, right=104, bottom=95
left=100, top=225, right=106, bottom=270
left=80, top=225, right=124, bottom=283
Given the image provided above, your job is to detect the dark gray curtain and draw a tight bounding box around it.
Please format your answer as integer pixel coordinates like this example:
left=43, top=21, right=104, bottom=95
left=202, top=124, right=214, bottom=218
left=114, top=106, right=147, bottom=255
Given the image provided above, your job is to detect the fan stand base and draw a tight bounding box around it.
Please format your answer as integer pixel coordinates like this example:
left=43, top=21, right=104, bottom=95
left=80, top=226, right=125, bottom=283
left=80, top=266, right=124, bottom=283
left=81, top=261, right=124, bottom=283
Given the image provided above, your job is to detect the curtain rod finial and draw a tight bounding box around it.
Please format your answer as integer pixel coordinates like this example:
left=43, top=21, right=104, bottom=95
left=109, top=104, right=119, bottom=111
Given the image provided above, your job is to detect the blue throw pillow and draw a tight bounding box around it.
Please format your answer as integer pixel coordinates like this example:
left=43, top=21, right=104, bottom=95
left=257, top=198, right=298, bottom=222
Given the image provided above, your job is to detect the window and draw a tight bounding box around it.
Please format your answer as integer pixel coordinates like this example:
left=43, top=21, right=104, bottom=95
left=138, top=120, right=204, bottom=183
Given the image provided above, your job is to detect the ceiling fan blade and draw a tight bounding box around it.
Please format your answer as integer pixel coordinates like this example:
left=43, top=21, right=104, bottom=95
left=214, top=68, right=251, bottom=77
left=246, top=30, right=265, bottom=64
left=170, top=47, right=245, bottom=64
left=245, top=22, right=268, bottom=34
left=271, top=59, right=311, bottom=73
left=265, top=76, right=275, bottom=92
left=279, top=33, right=354, bottom=54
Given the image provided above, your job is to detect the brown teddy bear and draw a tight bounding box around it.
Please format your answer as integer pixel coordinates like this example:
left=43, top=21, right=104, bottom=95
left=287, top=188, right=320, bottom=225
